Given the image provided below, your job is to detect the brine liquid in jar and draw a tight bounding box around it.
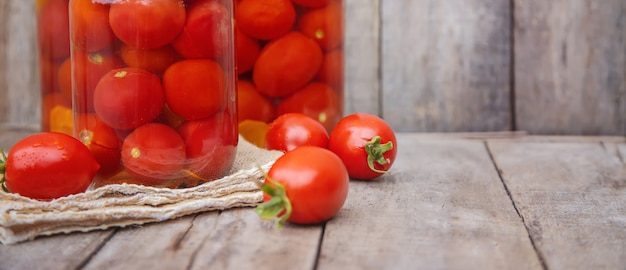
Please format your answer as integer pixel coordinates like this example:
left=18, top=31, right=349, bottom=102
left=69, top=0, right=238, bottom=189
left=235, top=0, right=345, bottom=133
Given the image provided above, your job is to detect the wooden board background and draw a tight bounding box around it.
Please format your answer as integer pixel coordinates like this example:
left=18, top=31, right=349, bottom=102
left=1, top=0, right=625, bottom=135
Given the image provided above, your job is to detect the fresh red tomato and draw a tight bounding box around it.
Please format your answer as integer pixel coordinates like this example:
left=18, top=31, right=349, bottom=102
left=328, top=113, right=397, bottom=180
left=70, top=50, right=125, bottom=113
left=1, top=132, right=99, bottom=200
left=265, top=113, right=329, bottom=152
left=256, top=146, right=349, bottom=227
left=121, top=123, right=186, bottom=185
left=120, top=44, right=179, bottom=75
left=235, top=29, right=261, bottom=74
left=75, top=114, right=122, bottom=175
left=277, top=82, right=341, bottom=131
left=162, top=59, right=225, bottom=120
left=93, top=67, right=166, bottom=130
left=38, top=0, right=70, bottom=61
left=69, top=0, right=116, bottom=52
left=297, top=2, right=343, bottom=51
left=236, top=0, right=296, bottom=40
left=253, top=32, right=323, bottom=98
left=178, top=113, right=237, bottom=182
left=237, top=80, right=276, bottom=123
left=109, top=0, right=186, bottom=49
left=172, top=0, right=230, bottom=59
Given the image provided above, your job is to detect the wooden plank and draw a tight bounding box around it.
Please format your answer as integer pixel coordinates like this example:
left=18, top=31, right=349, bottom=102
left=380, top=0, right=512, bottom=132
left=514, top=0, right=626, bottom=135
left=83, top=208, right=322, bottom=269
left=318, top=135, right=541, bottom=269
left=343, top=0, right=381, bottom=116
left=0, top=230, right=116, bottom=269
left=488, top=140, right=626, bottom=269
left=0, top=0, right=40, bottom=126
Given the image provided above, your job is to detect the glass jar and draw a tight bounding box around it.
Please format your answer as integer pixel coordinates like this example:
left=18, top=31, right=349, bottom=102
left=235, top=0, right=344, bottom=132
left=68, top=0, right=238, bottom=189
left=36, top=0, right=73, bottom=135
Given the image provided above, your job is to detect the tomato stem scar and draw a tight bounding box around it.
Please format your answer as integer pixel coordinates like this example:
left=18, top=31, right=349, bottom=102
left=364, top=136, right=393, bottom=174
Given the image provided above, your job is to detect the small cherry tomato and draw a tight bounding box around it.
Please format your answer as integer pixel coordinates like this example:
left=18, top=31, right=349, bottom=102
left=162, top=59, right=225, bottom=120
left=236, top=0, right=296, bottom=40
left=297, top=2, right=343, bottom=51
left=265, top=113, right=329, bottom=152
left=69, top=0, right=116, bottom=52
left=328, top=113, right=397, bottom=180
left=109, top=0, right=186, bottom=49
left=93, top=67, right=166, bottom=130
left=237, top=79, right=276, bottom=123
left=121, top=123, right=186, bottom=185
left=70, top=50, right=125, bottom=113
left=253, top=32, right=323, bottom=98
left=172, top=0, right=230, bottom=59
left=277, top=82, right=341, bottom=131
left=1, top=132, right=100, bottom=200
left=256, top=146, right=349, bottom=227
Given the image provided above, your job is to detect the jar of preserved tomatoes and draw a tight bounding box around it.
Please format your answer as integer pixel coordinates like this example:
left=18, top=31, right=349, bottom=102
left=68, top=0, right=238, bottom=189
left=235, top=0, right=345, bottom=132
left=36, top=0, right=73, bottom=135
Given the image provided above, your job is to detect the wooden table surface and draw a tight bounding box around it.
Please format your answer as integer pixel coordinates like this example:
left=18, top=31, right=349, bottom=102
left=0, top=127, right=624, bottom=270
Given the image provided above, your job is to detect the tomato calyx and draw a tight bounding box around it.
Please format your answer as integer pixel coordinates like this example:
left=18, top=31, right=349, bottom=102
left=364, top=136, right=394, bottom=174
left=0, top=150, right=8, bottom=192
left=255, top=170, right=293, bottom=230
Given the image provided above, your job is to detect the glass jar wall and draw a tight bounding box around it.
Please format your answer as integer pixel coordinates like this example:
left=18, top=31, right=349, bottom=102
left=69, top=0, right=238, bottom=189
left=235, top=0, right=345, bottom=133
left=36, top=0, right=73, bottom=135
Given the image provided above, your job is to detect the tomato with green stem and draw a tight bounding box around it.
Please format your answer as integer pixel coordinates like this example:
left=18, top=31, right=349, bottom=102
left=256, top=146, right=349, bottom=228
left=265, top=113, right=329, bottom=152
left=0, top=132, right=99, bottom=200
left=328, top=113, right=397, bottom=180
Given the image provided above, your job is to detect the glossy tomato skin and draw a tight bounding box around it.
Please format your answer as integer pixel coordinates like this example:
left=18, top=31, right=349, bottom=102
left=265, top=113, right=329, bottom=152
left=277, top=82, right=341, bottom=132
left=264, top=146, right=349, bottom=224
left=4, top=132, right=99, bottom=200
left=172, top=0, right=230, bottom=59
left=328, top=113, right=397, bottom=180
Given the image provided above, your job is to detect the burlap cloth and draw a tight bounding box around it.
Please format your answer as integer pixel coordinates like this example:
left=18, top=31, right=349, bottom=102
left=0, top=137, right=283, bottom=245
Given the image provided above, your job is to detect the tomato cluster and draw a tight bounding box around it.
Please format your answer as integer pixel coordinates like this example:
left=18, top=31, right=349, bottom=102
left=235, top=0, right=344, bottom=131
left=256, top=113, right=397, bottom=228
left=64, top=0, right=237, bottom=189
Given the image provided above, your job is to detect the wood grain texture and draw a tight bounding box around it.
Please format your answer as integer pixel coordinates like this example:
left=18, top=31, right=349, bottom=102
left=488, top=140, right=626, bottom=269
left=343, top=0, right=381, bottom=116
left=0, top=0, right=40, bottom=126
left=318, top=135, right=541, bottom=269
left=381, top=0, right=512, bottom=132
left=514, top=0, right=626, bottom=135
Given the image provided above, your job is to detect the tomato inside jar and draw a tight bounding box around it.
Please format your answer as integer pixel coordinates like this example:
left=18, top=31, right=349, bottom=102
left=69, top=0, right=238, bottom=189
left=236, top=0, right=345, bottom=132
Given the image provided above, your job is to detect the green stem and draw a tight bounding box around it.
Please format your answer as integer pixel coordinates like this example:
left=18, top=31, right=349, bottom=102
left=0, top=149, right=8, bottom=192
left=254, top=167, right=292, bottom=230
left=364, top=136, right=394, bottom=174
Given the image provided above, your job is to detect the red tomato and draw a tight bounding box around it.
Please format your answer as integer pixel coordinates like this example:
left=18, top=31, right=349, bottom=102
left=93, top=67, right=166, bottom=130
left=1, top=132, right=99, bottom=200
left=237, top=80, right=276, bottom=123
left=75, top=114, right=122, bottom=175
left=277, top=82, right=341, bottom=131
left=328, top=113, right=397, bottom=180
left=253, top=32, right=323, bottom=98
left=121, top=123, right=186, bottom=185
left=236, top=0, right=296, bottom=40
left=178, top=113, right=237, bottom=182
left=297, top=2, right=343, bottom=51
left=265, top=113, right=329, bottom=152
left=69, top=0, right=116, bottom=52
left=172, top=0, right=230, bottom=59
left=316, top=49, right=344, bottom=91
left=70, top=50, right=125, bottom=113
left=120, top=44, right=179, bottom=75
left=38, top=0, right=70, bottom=60
left=162, top=59, right=225, bottom=120
left=256, top=146, right=349, bottom=227
left=291, top=0, right=331, bottom=8
left=109, top=0, right=186, bottom=49
left=235, top=29, right=261, bottom=74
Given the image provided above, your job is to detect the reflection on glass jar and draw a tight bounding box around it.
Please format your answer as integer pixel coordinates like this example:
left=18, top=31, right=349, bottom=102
left=235, top=0, right=344, bottom=132
left=36, top=0, right=73, bottom=135
left=68, top=0, right=238, bottom=189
